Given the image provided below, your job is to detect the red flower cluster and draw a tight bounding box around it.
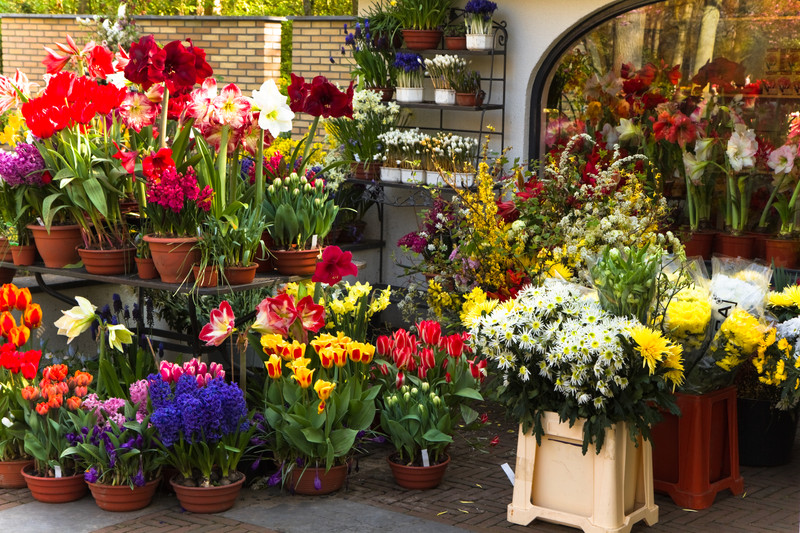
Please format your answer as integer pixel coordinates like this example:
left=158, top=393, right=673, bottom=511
left=124, top=36, right=212, bottom=93
left=0, top=343, right=41, bottom=380
left=0, top=284, right=43, bottom=348
left=20, top=71, right=126, bottom=139
left=22, top=364, right=92, bottom=416
left=288, top=74, right=354, bottom=119
left=651, top=109, right=696, bottom=148
left=146, top=163, right=212, bottom=214
left=42, top=34, right=117, bottom=79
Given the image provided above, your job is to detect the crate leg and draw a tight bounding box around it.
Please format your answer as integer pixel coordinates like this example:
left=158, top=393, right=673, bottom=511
left=507, top=426, right=540, bottom=525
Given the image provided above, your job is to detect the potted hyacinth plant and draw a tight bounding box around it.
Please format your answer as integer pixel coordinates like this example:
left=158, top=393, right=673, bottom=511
left=464, top=0, right=498, bottom=50
left=424, top=54, right=466, bottom=105
left=394, top=52, right=425, bottom=103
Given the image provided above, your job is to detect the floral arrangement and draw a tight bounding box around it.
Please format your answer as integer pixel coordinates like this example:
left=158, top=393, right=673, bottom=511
left=745, top=324, right=800, bottom=410
left=20, top=364, right=95, bottom=476
left=464, top=0, right=498, bottom=34
left=467, top=281, right=684, bottom=452
left=424, top=55, right=467, bottom=90
left=398, top=196, right=463, bottom=279
left=148, top=367, right=251, bottom=487
left=393, top=53, right=425, bottom=89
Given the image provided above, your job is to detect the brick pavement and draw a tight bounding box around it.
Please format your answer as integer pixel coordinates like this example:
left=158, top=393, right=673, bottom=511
left=2, top=402, right=798, bottom=532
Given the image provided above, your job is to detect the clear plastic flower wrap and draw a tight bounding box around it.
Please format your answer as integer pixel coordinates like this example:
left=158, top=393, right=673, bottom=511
left=709, top=256, right=771, bottom=332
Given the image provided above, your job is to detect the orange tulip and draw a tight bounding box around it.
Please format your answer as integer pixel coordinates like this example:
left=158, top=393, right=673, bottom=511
left=47, top=394, right=63, bottom=409
left=66, top=396, right=82, bottom=411
left=0, top=284, right=18, bottom=312
left=291, top=365, right=314, bottom=389
left=21, top=386, right=39, bottom=401
left=56, top=381, right=69, bottom=395
left=74, top=386, right=88, bottom=398
left=73, top=370, right=93, bottom=387
left=0, top=311, right=16, bottom=337
left=35, top=402, right=49, bottom=415
left=8, top=325, right=30, bottom=347
left=43, top=364, right=68, bottom=382
left=23, top=303, right=42, bottom=329
left=15, top=288, right=31, bottom=312
left=41, top=383, right=58, bottom=400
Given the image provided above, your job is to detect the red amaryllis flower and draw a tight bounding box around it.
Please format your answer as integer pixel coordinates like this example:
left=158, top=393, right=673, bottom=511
left=186, top=39, right=213, bottom=84
left=199, top=300, right=236, bottom=347
left=142, top=148, right=175, bottom=180
left=86, top=45, right=115, bottom=79
left=311, top=246, right=358, bottom=285
left=93, top=83, right=126, bottom=116
left=119, top=91, right=159, bottom=133
left=124, top=35, right=166, bottom=90
left=42, top=34, right=90, bottom=74
left=288, top=74, right=354, bottom=118
left=162, top=40, right=197, bottom=93
left=211, top=83, right=252, bottom=129
left=113, top=142, right=138, bottom=174
left=252, top=293, right=299, bottom=336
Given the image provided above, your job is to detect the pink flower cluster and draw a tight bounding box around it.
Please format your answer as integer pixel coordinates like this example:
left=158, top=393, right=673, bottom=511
left=146, top=165, right=212, bottom=214
left=83, top=394, right=127, bottom=428
left=158, top=358, right=224, bottom=387
left=129, top=379, right=149, bottom=423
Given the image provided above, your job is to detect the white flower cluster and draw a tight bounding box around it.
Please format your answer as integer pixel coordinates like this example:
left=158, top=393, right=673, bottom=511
left=424, top=55, right=467, bottom=90
left=468, top=281, right=636, bottom=410
left=352, top=89, right=400, bottom=124
left=433, top=132, right=478, bottom=171
left=378, top=128, right=429, bottom=168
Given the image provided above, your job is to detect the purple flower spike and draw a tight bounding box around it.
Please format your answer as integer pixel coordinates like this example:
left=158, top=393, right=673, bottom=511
left=313, top=472, right=322, bottom=491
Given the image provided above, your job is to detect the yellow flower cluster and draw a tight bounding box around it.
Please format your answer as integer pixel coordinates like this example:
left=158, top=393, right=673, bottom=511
left=664, top=286, right=711, bottom=347
left=0, top=112, right=24, bottom=147
left=753, top=329, right=794, bottom=386
left=328, top=282, right=390, bottom=319
left=628, top=325, right=685, bottom=388
left=716, top=308, right=766, bottom=371
left=768, top=285, right=800, bottom=309
left=265, top=136, right=327, bottom=167
left=460, top=286, right=499, bottom=329
left=427, top=279, right=460, bottom=319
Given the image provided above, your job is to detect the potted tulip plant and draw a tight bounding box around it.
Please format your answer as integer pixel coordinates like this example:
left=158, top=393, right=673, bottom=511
left=148, top=361, right=252, bottom=513
left=63, top=384, right=163, bottom=511
left=394, top=0, right=453, bottom=50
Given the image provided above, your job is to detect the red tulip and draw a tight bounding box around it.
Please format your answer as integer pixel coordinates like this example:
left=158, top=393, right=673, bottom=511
left=419, top=347, right=434, bottom=371
left=35, top=402, right=49, bottom=415
left=445, top=334, right=464, bottom=358
left=395, top=370, right=404, bottom=389
left=417, top=320, right=441, bottom=346
left=376, top=335, right=392, bottom=357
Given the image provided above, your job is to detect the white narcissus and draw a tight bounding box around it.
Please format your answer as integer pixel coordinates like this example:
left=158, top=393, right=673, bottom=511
left=54, top=296, right=97, bottom=343
left=251, top=79, right=294, bottom=139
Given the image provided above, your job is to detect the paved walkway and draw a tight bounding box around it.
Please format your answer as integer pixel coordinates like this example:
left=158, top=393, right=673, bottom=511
left=2, top=403, right=798, bottom=533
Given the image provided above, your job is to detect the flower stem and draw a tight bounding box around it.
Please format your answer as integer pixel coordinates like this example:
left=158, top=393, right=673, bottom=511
left=160, top=87, right=170, bottom=150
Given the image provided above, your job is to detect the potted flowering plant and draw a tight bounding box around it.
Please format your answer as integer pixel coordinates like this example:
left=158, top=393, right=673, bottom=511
left=341, top=21, right=395, bottom=94
left=393, top=52, right=425, bottom=103
left=379, top=128, right=430, bottom=184
left=434, top=132, right=478, bottom=185
left=394, top=0, right=453, bottom=49
left=251, top=290, right=379, bottom=494
left=148, top=362, right=252, bottom=513
left=0, top=142, right=49, bottom=256
left=19, top=364, right=95, bottom=502
left=464, top=0, right=498, bottom=49
left=443, top=23, right=467, bottom=50
left=374, top=320, right=485, bottom=489
left=424, top=54, right=466, bottom=105
left=758, top=133, right=800, bottom=267
left=63, top=384, right=163, bottom=511
left=449, top=67, right=483, bottom=106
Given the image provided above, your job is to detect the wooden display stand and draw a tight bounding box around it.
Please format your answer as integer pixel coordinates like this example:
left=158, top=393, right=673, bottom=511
left=507, top=412, right=658, bottom=533
left=651, top=386, right=744, bottom=509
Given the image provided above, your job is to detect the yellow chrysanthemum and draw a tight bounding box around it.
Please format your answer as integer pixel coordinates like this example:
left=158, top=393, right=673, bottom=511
left=629, top=325, right=670, bottom=375
left=720, top=308, right=765, bottom=354
left=769, top=284, right=800, bottom=309
left=665, top=299, right=711, bottom=337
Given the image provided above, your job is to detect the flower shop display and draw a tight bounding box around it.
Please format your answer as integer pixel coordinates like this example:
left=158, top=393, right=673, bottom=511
left=394, top=0, right=453, bottom=50
left=425, top=55, right=466, bottom=105
left=148, top=366, right=251, bottom=513
left=64, top=386, right=163, bottom=511
left=378, top=128, right=430, bottom=184
left=464, top=0, right=498, bottom=50
left=431, top=132, right=479, bottom=186
left=19, top=364, right=95, bottom=502
left=393, top=53, right=425, bottom=103
left=325, top=89, right=402, bottom=179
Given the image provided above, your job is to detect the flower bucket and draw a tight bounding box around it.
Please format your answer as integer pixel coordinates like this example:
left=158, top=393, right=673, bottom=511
left=21, top=466, right=88, bottom=503
left=466, top=32, right=494, bottom=50
left=27, top=224, right=83, bottom=268
left=289, top=464, right=347, bottom=495
left=402, top=29, right=442, bottom=50
left=134, top=256, right=158, bottom=280
left=0, top=459, right=33, bottom=489
left=10, top=245, right=35, bottom=266
left=143, top=234, right=200, bottom=284
left=380, top=166, right=402, bottom=183
left=396, top=87, right=424, bottom=103
left=737, top=398, right=798, bottom=467
left=401, top=168, right=425, bottom=184
left=88, top=479, right=159, bottom=512
left=426, top=171, right=445, bottom=187
left=170, top=473, right=245, bottom=513
left=507, top=413, right=658, bottom=532
left=77, top=247, right=136, bottom=275
left=434, top=88, right=456, bottom=105
left=387, top=454, right=450, bottom=490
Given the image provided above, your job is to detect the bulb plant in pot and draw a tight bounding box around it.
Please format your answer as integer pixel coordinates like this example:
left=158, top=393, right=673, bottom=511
left=393, top=53, right=426, bottom=103
left=464, top=0, right=498, bottom=50
left=394, top=0, right=453, bottom=50
left=758, top=138, right=800, bottom=267
left=449, top=67, right=484, bottom=107
left=0, top=142, right=45, bottom=266
left=425, top=54, right=466, bottom=105
left=374, top=320, right=485, bottom=489
left=443, top=23, right=467, bottom=50
left=63, top=385, right=163, bottom=511
left=148, top=362, right=252, bottom=513
left=341, top=21, right=395, bottom=98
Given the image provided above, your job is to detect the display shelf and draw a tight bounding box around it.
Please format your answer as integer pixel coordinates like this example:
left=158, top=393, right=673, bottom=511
left=397, top=102, right=503, bottom=111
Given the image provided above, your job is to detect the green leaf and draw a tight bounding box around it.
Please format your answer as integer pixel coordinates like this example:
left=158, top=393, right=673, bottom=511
left=302, top=427, right=326, bottom=444
left=329, top=428, right=358, bottom=456
left=422, top=429, right=453, bottom=444
left=454, top=388, right=483, bottom=401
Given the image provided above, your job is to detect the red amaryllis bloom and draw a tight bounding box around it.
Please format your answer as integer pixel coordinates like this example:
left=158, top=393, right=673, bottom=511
left=86, top=45, right=115, bottom=79
left=252, top=293, right=299, bottom=336
left=199, top=300, right=236, bottom=347
left=113, top=142, right=138, bottom=174
left=93, top=83, right=126, bottom=116
left=162, top=40, right=197, bottom=93
left=124, top=35, right=166, bottom=90
left=42, top=34, right=90, bottom=74
left=211, top=83, right=252, bottom=129
left=142, top=148, right=175, bottom=180
left=0, top=69, right=32, bottom=115
left=119, top=91, right=159, bottom=133
left=186, top=78, right=218, bottom=127
left=186, top=39, right=213, bottom=84
left=311, top=246, right=358, bottom=285
left=288, top=74, right=354, bottom=118
left=295, top=295, right=325, bottom=333
left=287, top=73, right=310, bottom=113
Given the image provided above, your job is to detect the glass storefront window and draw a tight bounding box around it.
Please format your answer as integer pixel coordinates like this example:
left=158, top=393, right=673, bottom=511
left=543, top=0, right=800, bottom=234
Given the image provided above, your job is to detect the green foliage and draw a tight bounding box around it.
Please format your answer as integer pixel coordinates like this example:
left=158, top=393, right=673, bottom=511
left=263, top=173, right=338, bottom=250
left=4, top=0, right=353, bottom=15
left=381, top=383, right=452, bottom=465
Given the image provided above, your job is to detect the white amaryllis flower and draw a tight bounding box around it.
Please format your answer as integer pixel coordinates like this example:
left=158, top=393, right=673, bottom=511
left=54, top=296, right=97, bottom=343
left=767, top=144, right=797, bottom=175
left=694, top=137, right=714, bottom=162
left=615, top=118, right=642, bottom=144
left=251, top=79, right=294, bottom=138
left=683, top=151, right=707, bottom=186
left=107, top=323, right=134, bottom=352
left=726, top=124, right=758, bottom=172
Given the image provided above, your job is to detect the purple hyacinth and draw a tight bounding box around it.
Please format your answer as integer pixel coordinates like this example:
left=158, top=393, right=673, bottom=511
left=0, top=143, right=49, bottom=187
left=464, top=0, right=497, bottom=15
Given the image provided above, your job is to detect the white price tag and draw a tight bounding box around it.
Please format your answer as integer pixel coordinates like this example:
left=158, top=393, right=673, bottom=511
left=501, top=463, right=515, bottom=486
left=421, top=449, right=430, bottom=467
left=54, top=465, right=62, bottom=478
left=311, top=234, right=318, bottom=249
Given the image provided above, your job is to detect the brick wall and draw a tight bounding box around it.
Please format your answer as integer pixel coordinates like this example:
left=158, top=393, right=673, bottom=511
left=289, top=16, right=354, bottom=134
left=0, top=14, right=284, bottom=95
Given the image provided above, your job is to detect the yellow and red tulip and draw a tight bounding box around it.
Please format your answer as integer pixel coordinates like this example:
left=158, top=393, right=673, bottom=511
left=314, top=378, right=336, bottom=402
left=0, top=284, right=19, bottom=312
left=7, top=325, right=30, bottom=347
left=15, top=287, right=31, bottom=312
left=265, top=353, right=283, bottom=379
left=23, top=303, right=42, bottom=329
left=291, top=365, right=314, bottom=388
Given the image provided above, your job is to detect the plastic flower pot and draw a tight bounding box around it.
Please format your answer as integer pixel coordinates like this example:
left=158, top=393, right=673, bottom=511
left=21, top=465, right=88, bottom=503
left=0, top=459, right=33, bottom=489
left=88, top=478, right=159, bottom=512
left=134, top=257, right=158, bottom=280
left=222, top=263, right=257, bottom=285
left=143, top=234, right=200, bottom=284
left=387, top=454, right=450, bottom=490
left=434, top=88, right=456, bottom=105
left=77, top=247, right=136, bottom=275
left=27, top=224, right=82, bottom=268
left=270, top=248, right=321, bottom=276
left=170, top=473, right=245, bottom=513
left=380, top=166, right=402, bottom=183
left=396, top=87, right=424, bottom=103
left=402, top=29, right=442, bottom=50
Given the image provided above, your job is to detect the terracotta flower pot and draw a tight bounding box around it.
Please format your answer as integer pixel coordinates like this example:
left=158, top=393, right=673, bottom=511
left=170, top=473, right=245, bottom=513
left=270, top=248, right=322, bottom=276
left=88, top=478, right=159, bottom=512
left=254, top=231, right=275, bottom=273
left=143, top=234, right=200, bottom=284
left=387, top=454, right=450, bottom=490
left=714, top=233, right=754, bottom=259
left=681, top=230, right=716, bottom=260
left=134, top=256, right=158, bottom=280
left=11, top=245, right=36, bottom=266
left=78, top=247, right=136, bottom=275
left=223, top=263, right=257, bottom=285
left=764, top=237, right=799, bottom=268
left=192, top=265, right=219, bottom=287
left=289, top=464, right=347, bottom=495
left=351, top=162, right=379, bottom=181
left=0, top=459, right=33, bottom=489
left=21, top=465, right=88, bottom=503
left=27, top=224, right=83, bottom=268
left=402, top=29, right=443, bottom=50
left=444, top=36, right=467, bottom=50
